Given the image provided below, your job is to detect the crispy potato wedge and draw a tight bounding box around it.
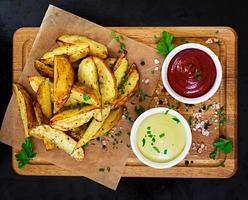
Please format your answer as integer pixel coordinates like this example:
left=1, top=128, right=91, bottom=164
left=113, top=50, right=129, bottom=86
left=93, top=57, right=117, bottom=104
left=28, top=76, right=99, bottom=107
left=76, top=106, right=111, bottom=148
left=40, top=43, right=89, bottom=65
left=13, top=83, right=36, bottom=137
left=105, top=57, right=117, bottom=68
left=34, top=60, right=54, bottom=78
left=56, top=34, right=108, bottom=59
left=36, top=78, right=52, bottom=118
left=112, top=64, right=140, bottom=108
left=78, top=57, right=100, bottom=94
left=69, top=83, right=100, bottom=107
left=92, top=109, right=103, bottom=121
left=33, top=101, right=54, bottom=150
left=53, top=55, right=74, bottom=113
left=29, top=125, right=84, bottom=161
left=93, top=107, right=123, bottom=139
left=51, top=105, right=99, bottom=131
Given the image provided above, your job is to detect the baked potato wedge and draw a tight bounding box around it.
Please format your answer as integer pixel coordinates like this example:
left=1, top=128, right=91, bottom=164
left=53, top=55, right=74, bottom=113
left=33, top=101, right=54, bottom=150
left=78, top=57, right=100, bottom=94
left=13, top=83, right=36, bottom=137
left=51, top=105, right=99, bottom=131
left=93, top=107, right=123, bottom=139
left=56, top=34, right=108, bottom=59
left=69, top=83, right=100, bottom=107
left=113, top=64, right=140, bottom=108
left=76, top=105, right=111, bottom=148
left=113, top=50, right=129, bottom=86
left=93, top=56, right=117, bottom=104
left=36, top=78, right=52, bottom=118
left=29, top=125, right=84, bottom=161
left=40, top=43, right=89, bottom=65
left=105, top=57, right=117, bottom=68
left=34, top=60, right=54, bottom=78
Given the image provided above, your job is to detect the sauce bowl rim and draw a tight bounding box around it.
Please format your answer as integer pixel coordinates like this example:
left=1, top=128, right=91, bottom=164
left=161, top=43, right=222, bottom=104
left=130, top=107, right=192, bottom=169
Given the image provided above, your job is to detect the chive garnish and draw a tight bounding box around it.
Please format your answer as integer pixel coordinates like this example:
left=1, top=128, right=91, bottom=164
left=152, top=137, right=156, bottom=143
left=164, top=149, right=168, bottom=154
left=172, top=117, right=180, bottom=124
left=147, top=126, right=151, bottom=130
left=142, top=138, right=146, bottom=147
left=153, top=146, right=160, bottom=153
left=98, top=168, right=105, bottom=172
left=115, top=131, right=122, bottom=136
left=188, top=116, right=192, bottom=126
left=165, top=109, right=170, bottom=115
left=159, top=133, right=165, bottom=138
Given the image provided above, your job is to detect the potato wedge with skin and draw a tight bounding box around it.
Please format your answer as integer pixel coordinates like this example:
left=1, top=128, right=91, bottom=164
left=53, top=55, right=74, bottom=113
left=78, top=57, right=100, bottom=94
left=34, top=60, right=54, bottom=78
left=40, top=43, right=89, bottom=65
left=28, top=76, right=99, bottom=108
left=113, top=50, right=129, bottom=86
left=13, top=83, right=36, bottom=137
left=92, top=109, right=103, bottom=121
left=69, top=83, right=100, bottom=107
left=29, top=125, right=84, bottom=161
left=56, top=34, right=108, bottom=59
left=51, top=105, right=99, bottom=131
left=105, top=57, right=117, bottom=68
left=76, top=105, right=111, bottom=148
left=93, top=107, right=123, bottom=139
left=36, top=79, right=52, bottom=118
left=33, top=101, right=54, bottom=150
left=93, top=57, right=117, bottom=104
left=112, top=64, right=140, bottom=108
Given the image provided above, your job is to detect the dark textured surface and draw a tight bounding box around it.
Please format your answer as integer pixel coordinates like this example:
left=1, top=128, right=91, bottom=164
left=0, top=0, right=246, bottom=199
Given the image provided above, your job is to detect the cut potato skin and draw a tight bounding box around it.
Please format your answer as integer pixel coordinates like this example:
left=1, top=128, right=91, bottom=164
left=93, top=107, right=123, bottom=139
left=76, top=106, right=111, bottom=148
left=40, top=43, right=89, bottom=65
left=29, top=125, right=84, bottom=161
left=56, top=34, right=108, bottom=59
left=33, top=101, right=54, bottom=150
left=36, top=78, right=52, bottom=118
left=113, top=51, right=129, bottom=86
left=13, top=83, right=36, bottom=137
left=51, top=105, right=99, bottom=131
left=53, top=55, right=74, bottom=113
left=112, top=64, right=140, bottom=108
left=93, top=57, right=117, bottom=104
left=34, top=60, right=54, bottom=78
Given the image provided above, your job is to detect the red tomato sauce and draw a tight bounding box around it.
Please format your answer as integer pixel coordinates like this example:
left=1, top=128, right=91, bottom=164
left=167, top=48, right=216, bottom=98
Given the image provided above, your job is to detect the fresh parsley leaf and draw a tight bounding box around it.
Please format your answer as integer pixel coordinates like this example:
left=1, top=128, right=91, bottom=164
left=213, top=138, right=233, bottom=154
left=83, top=93, right=91, bottom=101
left=155, top=31, right=177, bottom=56
left=137, top=88, right=146, bottom=101
left=135, top=106, right=145, bottom=116
left=216, top=106, right=226, bottom=126
left=118, top=77, right=128, bottom=95
left=111, top=30, right=126, bottom=52
left=115, top=131, right=122, bottom=137
left=209, top=150, right=217, bottom=160
left=15, top=137, right=37, bottom=168
left=172, top=117, right=180, bottom=124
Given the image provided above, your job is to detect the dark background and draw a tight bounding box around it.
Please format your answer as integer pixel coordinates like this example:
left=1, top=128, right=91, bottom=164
left=0, top=0, right=246, bottom=199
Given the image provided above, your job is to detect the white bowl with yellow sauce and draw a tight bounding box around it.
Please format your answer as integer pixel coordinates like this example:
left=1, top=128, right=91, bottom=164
left=130, top=107, right=192, bottom=169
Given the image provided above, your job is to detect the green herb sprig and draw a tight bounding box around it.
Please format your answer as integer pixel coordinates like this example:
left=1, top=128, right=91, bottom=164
left=154, top=31, right=176, bottom=56
left=135, top=106, right=145, bottom=116
left=217, top=106, right=226, bottom=126
left=111, top=31, right=126, bottom=53
left=15, top=137, right=37, bottom=168
left=83, top=93, right=91, bottom=101
left=209, top=137, right=233, bottom=167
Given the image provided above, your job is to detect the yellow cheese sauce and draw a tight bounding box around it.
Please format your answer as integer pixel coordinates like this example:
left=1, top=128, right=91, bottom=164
left=137, top=112, right=186, bottom=163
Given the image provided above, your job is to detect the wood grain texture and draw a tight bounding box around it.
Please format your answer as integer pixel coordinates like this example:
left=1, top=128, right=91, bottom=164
left=12, top=27, right=237, bottom=178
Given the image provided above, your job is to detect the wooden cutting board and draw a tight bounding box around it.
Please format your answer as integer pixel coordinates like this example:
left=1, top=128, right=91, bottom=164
left=12, top=27, right=237, bottom=178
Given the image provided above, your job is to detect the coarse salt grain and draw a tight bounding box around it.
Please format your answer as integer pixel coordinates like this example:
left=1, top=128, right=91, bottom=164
left=213, top=38, right=219, bottom=43
left=154, top=59, right=160, bottom=65
left=205, top=38, right=213, bottom=44
left=144, top=79, right=149, bottom=84
left=154, top=66, right=159, bottom=71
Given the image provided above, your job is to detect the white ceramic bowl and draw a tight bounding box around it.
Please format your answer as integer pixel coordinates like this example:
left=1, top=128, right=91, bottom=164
left=130, top=107, right=192, bottom=169
left=161, top=43, right=222, bottom=104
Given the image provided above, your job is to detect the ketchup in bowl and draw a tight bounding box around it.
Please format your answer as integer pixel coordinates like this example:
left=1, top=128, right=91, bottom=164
left=167, top=48, right=217, bottom=98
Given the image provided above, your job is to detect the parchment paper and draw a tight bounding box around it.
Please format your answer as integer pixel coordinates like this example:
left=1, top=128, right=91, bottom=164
left=0, top=5, right=164, bottom=189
